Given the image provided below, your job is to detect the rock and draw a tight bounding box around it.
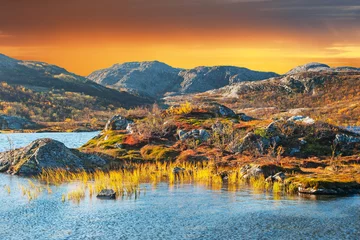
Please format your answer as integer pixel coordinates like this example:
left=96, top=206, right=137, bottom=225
left=241, top=164, right=284, bottom=180
left=0, top=114, right=38, bottom=130
left=177, top=129, right=210, bottom=142
left=199, top=129, right=211, bottom=141
left=97, top=189, right=116, bottom=199
left=334, top=134, right=360, bottom=152
left=265, top=172, right=286, bottom=182
left=233, top=132, right=271, bottom=155
left=287, top=115, right=315, bottom=125
left=104, top=115, right=132, bottom=131
left=273, top=172, right=286, bottom=182
left=217, top=104, right=236, bottom=117
left=237, top=113, right=254, bottom=121
left=0, top=138, right=107, bottom=176
left=335, top=134, right=360, bottom=145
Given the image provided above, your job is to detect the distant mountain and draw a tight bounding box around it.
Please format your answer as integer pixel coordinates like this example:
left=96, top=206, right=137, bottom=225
left=173, top=65, right=360, bottom=126
left=87, top=61, right=279, bottom=98
left=0, top=54, right=150, bottom=108
left=88, top=61, right=183, bottom=98
left=286, top=62, right=360, bottom=75
left=178, top=66, right=278, bottom=94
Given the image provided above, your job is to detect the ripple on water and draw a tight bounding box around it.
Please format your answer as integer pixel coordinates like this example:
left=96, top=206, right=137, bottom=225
left=0, top=175, right=359, bottom=240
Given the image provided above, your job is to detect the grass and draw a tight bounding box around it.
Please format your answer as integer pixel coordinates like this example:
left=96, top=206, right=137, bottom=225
left=140, top=145, right=179, bottom=161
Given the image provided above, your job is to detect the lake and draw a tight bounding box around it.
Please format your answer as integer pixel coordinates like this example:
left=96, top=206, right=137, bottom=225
left=0, top=131, right=100, bottom=152
left=0, top=132, right=359, bottom=239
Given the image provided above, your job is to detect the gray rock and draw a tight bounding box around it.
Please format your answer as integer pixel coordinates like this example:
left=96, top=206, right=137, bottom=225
left=218, top=104, right=236, bottom=117
left=97, top=189, right=116, bottom=199
left=238, top=113, right=254, bottom=121
left=335, top=134, right=360, bottom=145
left=0, top=138, right=107, bottom=176
left=287, top=115, right=315, bottom=125
left=0, top=114, right=38, bottom=130
left=178, top=129, right=210, bottom=142
left=233, top=132, right=270, bottom=155
left=104, top=115, right=132, bottom=131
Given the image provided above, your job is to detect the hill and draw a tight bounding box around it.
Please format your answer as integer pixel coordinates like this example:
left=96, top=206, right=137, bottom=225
left=87, top=61, right=278, bottom=98
left=0, top=54, right=151, bottom=130
left=0, top=54, right=150, bottom=108
left=165, top=63, right=360, bottom=126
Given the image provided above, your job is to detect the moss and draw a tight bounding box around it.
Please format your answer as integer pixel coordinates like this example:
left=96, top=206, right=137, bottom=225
left=82, top=131, right=126, bottom=149
left=302, top=137, right=332, bottom=156
left=254, top=128, right=268, bottom=138
left=140, top=145, right=179, bottom=161
left=287, top=175, right=359, bottom=190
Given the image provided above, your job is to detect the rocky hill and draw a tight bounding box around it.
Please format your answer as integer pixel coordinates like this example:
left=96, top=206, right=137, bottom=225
left=0, top=54, right=149, bottom=108
left=87, top=61, right=278, bottom=98
left=178, top=66, right=278, bottom=94
left=286, top=62, right=360, bottom=75
left=166, top=63, right=360, bottom=126
left=88, top=61, right=183, bottom=98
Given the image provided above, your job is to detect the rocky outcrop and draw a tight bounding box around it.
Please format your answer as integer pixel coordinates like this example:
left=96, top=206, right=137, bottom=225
left=233, top=132, right=278, bottom=155
left=178, top=129, right=210, bottom=142
left=104, top=115, right=132, bottom=131
left=0, top=114, right=38, bottom=130
left=0, top=138, right=107, bottom=176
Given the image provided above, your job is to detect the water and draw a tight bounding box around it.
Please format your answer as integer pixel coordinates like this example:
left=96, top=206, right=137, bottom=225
left=0, top=176, right=359, bottom=240
left=0, top=131, right=99, bottom=152
left=0, top=132, right=359, bottom=239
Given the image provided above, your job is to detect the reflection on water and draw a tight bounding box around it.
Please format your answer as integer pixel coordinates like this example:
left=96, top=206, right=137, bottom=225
left=0, top=174, right=359, bottom=240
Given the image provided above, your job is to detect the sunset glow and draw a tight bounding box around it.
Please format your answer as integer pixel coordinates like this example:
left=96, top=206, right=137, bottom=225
left=1, top=0, right=360, bottom=75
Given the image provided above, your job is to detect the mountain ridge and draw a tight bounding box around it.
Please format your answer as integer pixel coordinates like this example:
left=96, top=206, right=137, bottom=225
left=87, top=61, right=279, bottom=98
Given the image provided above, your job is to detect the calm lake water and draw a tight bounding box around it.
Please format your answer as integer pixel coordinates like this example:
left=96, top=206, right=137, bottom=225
left=0, top=131, right=99, bottom=152
left=0, top=132, right=359, bottom=239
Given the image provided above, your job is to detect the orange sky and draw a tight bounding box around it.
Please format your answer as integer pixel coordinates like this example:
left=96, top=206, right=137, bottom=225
left=1, top=0, right=360, bottom=75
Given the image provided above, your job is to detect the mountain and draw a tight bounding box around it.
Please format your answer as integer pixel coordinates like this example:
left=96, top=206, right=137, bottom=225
left=165, top=63, right=360, bottom=126
left=88, top=61, right=183, bottom=98
left=0, top=54, right=149, bottom=108
left=286, top=62, right=360, bottom=75
left=178, top=66, right=278, bottom=94
left=87, top=61, right=279, bottom=98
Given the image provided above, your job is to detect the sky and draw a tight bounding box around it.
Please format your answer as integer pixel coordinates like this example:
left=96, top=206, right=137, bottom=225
left=1, top=0, right=360, bottom=75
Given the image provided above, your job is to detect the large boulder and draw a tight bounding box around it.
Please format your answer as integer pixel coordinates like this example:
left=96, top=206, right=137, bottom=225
left=0, top=138, right=107, bottom=176
left=0, top=114, right=38, bottom=130
left=104, top=115, right=132, bottom=131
